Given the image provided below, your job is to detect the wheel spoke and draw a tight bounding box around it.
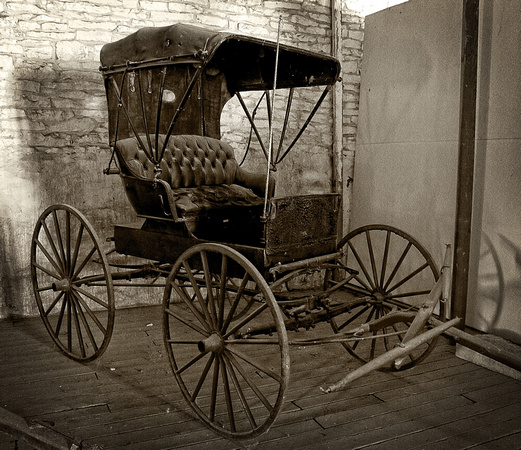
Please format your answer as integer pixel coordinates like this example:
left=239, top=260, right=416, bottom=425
left=183, top=260, right=215, bottom=329
left=225, top=346, right=281, bottom=383
left=382, top=326, right=391, bottom=352
left=40, top=219, right=65, bottom=272
left=169, top=281, right=211, bottom=334
left=348, top=241, right=376, bottom=291
left=385, top=320, right=401, bottom=339
left=189, top=353, right=215, bottom=401
left=44, top=291, right=65, bottom=317
left=72, top=285, right=109, bottom=309
left=225, top=350, right=273, bottom=413
left=386, top=262, right=430, bottom=294
left=33, top=262, right=61, bottom=281
left=383, top=242, right=412, bottom=292
left=351, top=274, right=373, bottom=292
left=335, top=304, right=371, bottom=332
left=369, top=308, right=380, bottom=360
left=209, top=355, right=220, bottom=422
left=71, top=245, right=97, bottom=281
left=221, top=273, right=251, bottom=334
left=52, top=210, right=68, bottom=273
left=69, top=223, right=84, bottom=278
left=223, top=302, right=269, bottom=340
left=175, top=351, right=208, bottom=378
left=366, top=230, right=379, bottom=290
left=165, top=305, right=208, bottom=337
left=67, top=297, right=72, bottom=352
left=219, top=354, right=236, bottom=432
left=352, top=305, right=376, bottom=351
left=34, top=237, right=64, bottom=276
left=74, top=291, right=98, bottom=352
left=72, top=290, right=107, bottom=335
left=380, top=230, right=391, bottom=289
left=200, top=251, right=218, bottom=325
left=54, top=296, right=67, bottom=338
left=65, top=211, right=71, bottom=274
left=218, top=256, right=228, bottom=328
left=70, top=296, right=86, bottom=358
left=222, top=351, right=257, bottom=429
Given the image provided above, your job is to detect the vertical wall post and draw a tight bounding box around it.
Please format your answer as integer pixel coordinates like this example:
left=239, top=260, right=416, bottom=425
left=451, top=0, right=480, bottom=327
left=331, top=0, right=344, bottom=238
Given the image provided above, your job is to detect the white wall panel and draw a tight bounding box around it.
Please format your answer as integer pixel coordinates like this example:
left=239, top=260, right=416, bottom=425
left=356, top=0, right=521, bottom=342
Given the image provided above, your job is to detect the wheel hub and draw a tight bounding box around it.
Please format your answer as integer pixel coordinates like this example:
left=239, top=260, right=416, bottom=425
left=198, top=333, right=224, bottom=353
left=52, top=278, right=71, bottom=292
left=373, top=291, right=386, bottom=302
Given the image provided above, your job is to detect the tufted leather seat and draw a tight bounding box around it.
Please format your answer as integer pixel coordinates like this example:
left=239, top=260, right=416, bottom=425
left=115, top=134, right=273, bottom=220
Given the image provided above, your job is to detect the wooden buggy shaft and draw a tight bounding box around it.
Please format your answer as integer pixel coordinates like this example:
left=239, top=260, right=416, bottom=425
left=323, top=317, right=461, bottom=393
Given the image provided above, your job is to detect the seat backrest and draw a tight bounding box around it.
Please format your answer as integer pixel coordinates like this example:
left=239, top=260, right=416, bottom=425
left=116, top=134, right=239, bottom=188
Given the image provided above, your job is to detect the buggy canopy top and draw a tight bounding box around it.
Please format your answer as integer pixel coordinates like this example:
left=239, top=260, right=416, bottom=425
left=100, top=23, right=340, bottom=93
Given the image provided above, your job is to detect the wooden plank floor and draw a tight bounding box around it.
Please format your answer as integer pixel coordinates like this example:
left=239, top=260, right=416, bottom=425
left=1, top=305, right=521, bottom=449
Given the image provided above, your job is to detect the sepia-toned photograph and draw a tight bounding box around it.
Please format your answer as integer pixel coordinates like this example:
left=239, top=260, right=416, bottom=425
left=1, top=0, right=520, bottom=448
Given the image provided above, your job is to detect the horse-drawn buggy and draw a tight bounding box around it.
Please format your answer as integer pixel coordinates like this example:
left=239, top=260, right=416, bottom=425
left=31, top=23, right=457, bottom=439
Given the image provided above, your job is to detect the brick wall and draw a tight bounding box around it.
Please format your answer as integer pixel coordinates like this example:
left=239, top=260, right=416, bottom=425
left=0, top=0, right=363, bottom=317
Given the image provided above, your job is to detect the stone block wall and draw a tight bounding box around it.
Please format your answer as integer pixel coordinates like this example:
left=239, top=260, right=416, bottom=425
left=0, top=0, right=362, bottom=317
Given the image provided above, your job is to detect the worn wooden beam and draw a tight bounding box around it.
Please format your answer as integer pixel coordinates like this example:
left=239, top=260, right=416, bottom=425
left=0, top=407, right=73, bottom=450
left=432, top=317, right=521, bottom=373
left=451, top=0, right=480, bottom=327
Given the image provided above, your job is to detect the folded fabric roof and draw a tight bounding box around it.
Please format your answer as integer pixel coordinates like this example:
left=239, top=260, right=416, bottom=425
left=100, top=23, right=340, bottom=92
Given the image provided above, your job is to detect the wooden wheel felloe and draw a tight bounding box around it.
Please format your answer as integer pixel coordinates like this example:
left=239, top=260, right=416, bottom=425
left=328, top=225, right=440, bottom=370
left=163, top=243, right=289, bottom=439
left=31, top=204, right=115, bottom=362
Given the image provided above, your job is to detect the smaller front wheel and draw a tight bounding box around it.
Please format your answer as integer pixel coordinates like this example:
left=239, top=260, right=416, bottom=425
left=328, top=225, right=440, bottom=370
left=31, top=204, right=115, bottom=362
left=163, top=243, right=289, bottom=439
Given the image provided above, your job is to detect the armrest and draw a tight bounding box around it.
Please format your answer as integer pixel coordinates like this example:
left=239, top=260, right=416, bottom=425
left=235, top=166, right=276, bottom=198
left=154, top=179, right=181, bottom=221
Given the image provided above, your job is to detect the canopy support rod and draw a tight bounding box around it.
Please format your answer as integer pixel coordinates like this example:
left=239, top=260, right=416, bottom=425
left=236, top=92, right=270, bottom=162
left=136, top=70, right=153, bottom=153
left=109, top=75, right=151, bottom=162
left=154, top=67, right=167, bottom=162
left=265, top=90, right=272, bottom=130
left=275, top=87, right=294, bottom=163
left=276, top=84, right=333, bottom=165
left=160, top=65, right=205, bottom=162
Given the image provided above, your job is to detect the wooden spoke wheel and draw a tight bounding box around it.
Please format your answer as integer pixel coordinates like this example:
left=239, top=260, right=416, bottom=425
left=163, top=243, right=289, bottom=439
left=328, top=225, right=440, bottom=370
left=31, top=204, right=114, bottom=362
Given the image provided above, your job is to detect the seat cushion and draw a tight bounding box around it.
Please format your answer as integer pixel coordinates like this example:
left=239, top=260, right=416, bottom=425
left=116, top=134, right=239, bottom=188
left=172, top=184, right=264, bottom=216
left=115, top=134, right=266, bottom=219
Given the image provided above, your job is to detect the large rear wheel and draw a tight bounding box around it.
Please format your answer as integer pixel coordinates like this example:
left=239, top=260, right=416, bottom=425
left=163, top=243, right=289, bottom=439
left=328, top=225, right=440, bottom=370
left=31, top=204, right=114, bottom=362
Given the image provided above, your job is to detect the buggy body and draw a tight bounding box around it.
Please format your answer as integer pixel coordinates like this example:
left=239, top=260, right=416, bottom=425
left=99, top=23, right=342, bottom=269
